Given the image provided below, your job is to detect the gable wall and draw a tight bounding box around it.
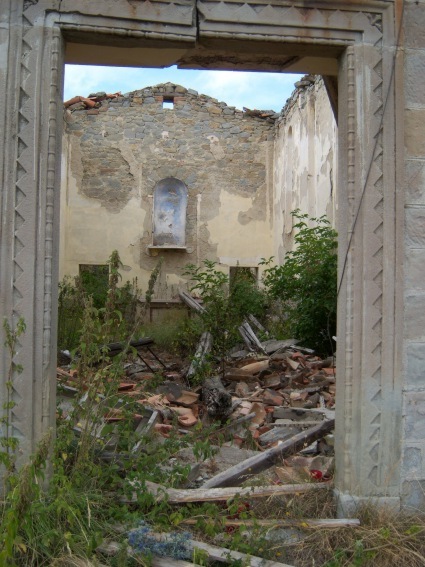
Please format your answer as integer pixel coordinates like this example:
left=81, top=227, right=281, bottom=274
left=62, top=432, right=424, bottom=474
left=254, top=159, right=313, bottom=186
left=60, top=77, right=336, bottom=296
left=60, top=83, right=275, bottom=297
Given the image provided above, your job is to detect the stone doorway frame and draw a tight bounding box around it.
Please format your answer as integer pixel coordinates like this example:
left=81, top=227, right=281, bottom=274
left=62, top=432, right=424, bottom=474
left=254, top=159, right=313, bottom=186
left=0, top=1, right=404, bottom=508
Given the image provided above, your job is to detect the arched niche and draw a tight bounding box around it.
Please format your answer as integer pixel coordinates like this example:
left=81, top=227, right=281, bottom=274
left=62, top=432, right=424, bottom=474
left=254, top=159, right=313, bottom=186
left=151, top=177, right=188, bottom=248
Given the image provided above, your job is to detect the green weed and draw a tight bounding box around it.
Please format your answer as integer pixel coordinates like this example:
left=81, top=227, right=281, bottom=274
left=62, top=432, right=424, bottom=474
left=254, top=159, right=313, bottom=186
left=262, top=210, right=337, bottom=355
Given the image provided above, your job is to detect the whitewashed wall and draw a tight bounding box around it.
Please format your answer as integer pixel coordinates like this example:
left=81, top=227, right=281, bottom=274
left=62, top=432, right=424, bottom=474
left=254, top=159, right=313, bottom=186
left=273, top=77, right=338, bottom=263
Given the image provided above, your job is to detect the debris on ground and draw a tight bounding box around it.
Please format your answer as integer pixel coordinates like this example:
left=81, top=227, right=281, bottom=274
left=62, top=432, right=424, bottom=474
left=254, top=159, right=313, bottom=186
left=56, top=293, right=346, bottom=566
left=57, top=336, right=336, bottom=454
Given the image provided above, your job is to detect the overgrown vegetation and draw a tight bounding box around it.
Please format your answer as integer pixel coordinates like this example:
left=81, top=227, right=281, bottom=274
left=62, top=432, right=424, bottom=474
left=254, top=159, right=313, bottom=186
left=182, top=260, right=268, bottom=362
left=262, top=210, right=338, bottom=356
left=57, top=252, right=142, bottom=351
left=0, top=253, right=220, bottom=565
left=2, top=245, right=425, bottom=566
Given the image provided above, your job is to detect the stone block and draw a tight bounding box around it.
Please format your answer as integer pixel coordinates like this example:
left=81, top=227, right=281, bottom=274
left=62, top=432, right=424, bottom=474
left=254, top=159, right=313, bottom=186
left=402, top=446, right=423, bottom=479
left=406, top=343, right=425, bottom=388
left=123, top=129, right=135, bottom=139
left=405, top=49, right=425, bottom=106
left=336, top=492, right=400, bottom=517
left=404, top=391, right=425, bottom=441
left=401, top=480, right=425, bottom=510
left=405, top=293, right=425, bottom=340
left=406, top=159, right=425, bottom=204
left=405, top=207, right=425, bottom=247
left=406, top=250, right=425, bottom=291
left=207, top=106, right=221, bottom=114
left=404, top=2, right=425, bottom=49
left=405, top=109, right=425, bottom=158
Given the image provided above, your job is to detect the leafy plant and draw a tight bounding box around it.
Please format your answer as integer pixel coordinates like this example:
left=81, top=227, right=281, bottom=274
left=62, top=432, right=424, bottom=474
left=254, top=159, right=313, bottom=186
left=58, top=251, right=148, bottom=352
left=262, top=210, right=337, bottom=355
left=1, top=317, right=26, bottom=480
left=183, top=260, right=268, bottom=365
left=229, top=267, right=268, bottom=321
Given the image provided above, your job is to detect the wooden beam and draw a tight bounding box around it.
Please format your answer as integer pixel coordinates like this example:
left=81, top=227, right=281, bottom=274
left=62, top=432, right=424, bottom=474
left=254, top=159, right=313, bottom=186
left=190, top=539, right=295, bottom=567
left=184, top=518, right=360, bottom=529
left=179, top=291, right=205, bottom=314
left=186, top=331, right=212, bottom=380
left=151, top=559, right=197, bottom=567
left=142, top=480, right=330, bottom=504
left=202, top=419, right=335, bottom=488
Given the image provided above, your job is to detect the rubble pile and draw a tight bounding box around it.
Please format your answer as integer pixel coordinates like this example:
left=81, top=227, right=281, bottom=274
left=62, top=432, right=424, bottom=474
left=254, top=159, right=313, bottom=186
left=57, top=325, right=336, bottom=484
left=56, top=294, right=347, bottom=565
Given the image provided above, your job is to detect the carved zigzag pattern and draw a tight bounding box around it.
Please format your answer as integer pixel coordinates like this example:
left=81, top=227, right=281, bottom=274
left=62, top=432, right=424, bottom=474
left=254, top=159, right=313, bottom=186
left=366, top=36, right=385, bottom=488
left=11, top=13, right=34, bottom=434
left=200, top=2, right=332, bottom=27
left=200, top=1, right=383, bottom=43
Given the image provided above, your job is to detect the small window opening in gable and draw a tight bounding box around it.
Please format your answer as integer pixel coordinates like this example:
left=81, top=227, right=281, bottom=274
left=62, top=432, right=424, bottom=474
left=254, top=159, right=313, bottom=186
left=162, top=97, right=174, bottom=110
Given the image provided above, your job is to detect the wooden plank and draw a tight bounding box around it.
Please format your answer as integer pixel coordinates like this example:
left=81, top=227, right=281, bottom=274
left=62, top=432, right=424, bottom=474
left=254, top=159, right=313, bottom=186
left=247, top=314, right=269, bottom=337
left=184, top=518, right=360, bottom=529
left=131, top=410, right=160, bottom=454
left=202, top=419, right=335, bottom=488
left=238, top=321, right=268, bottom=355
left=151, top=559, right=197, bottom=567
left=142, top=480, right=330, bottom=504
left=179, top=291, right=205, bottom=314
left=190, top=539, right=295, bottom=567
left=272, top=408, right=326, bottom=422
left=258, top=426, right=303, bottom=446
left=186, top=331, right=212, bottom=380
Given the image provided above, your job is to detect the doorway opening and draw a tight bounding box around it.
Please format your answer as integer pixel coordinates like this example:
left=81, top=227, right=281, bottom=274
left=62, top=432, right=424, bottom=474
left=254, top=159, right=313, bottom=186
left=58, top=59, right=339, bottom=443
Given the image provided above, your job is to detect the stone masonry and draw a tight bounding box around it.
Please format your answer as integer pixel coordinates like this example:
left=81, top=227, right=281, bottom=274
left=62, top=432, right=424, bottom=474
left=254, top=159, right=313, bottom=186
left=61, top=78, right=336, bottom=299
left=61, top=82, right=276, bottom=297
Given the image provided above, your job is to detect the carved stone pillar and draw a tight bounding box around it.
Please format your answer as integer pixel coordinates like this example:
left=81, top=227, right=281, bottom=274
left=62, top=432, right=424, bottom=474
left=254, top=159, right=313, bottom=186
left=335, top=33, right=403, bottom=510
left=0, top=0, right=64, bottom=465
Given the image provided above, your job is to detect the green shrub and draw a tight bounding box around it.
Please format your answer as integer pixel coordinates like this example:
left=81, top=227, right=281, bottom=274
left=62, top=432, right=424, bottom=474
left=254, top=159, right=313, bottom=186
left=230, top=267, right=268, bottom=321
left=183, top=260, right=268, bottom=361
left=262, top=210, right=337, bottom=356
left=57, top=251, right=145, bottom=350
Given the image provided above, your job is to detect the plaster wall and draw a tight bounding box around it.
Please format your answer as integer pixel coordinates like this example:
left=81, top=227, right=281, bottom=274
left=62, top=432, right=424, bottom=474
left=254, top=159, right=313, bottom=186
left=61, top=77, right=336, bottom=295
left=273, top=76, right=337, bottom=263
left=60, top=84, right=274, bottom=297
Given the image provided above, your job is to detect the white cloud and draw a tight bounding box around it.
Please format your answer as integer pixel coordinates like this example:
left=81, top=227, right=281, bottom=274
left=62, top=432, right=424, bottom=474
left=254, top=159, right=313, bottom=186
left=64, top=65, right=302, bottom=112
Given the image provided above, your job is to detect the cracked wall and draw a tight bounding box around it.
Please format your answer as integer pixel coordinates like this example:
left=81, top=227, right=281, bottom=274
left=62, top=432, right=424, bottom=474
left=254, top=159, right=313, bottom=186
left=273, top=76, right=337, bottom=264
left=60, top=78, right=336, bottom=298
left=60, top=83, right=275, bottom=298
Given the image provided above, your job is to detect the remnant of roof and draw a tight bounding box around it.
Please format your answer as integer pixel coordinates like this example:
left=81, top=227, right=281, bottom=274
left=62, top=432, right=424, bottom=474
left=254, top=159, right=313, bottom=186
left=63, top=76, right=322, bottom=125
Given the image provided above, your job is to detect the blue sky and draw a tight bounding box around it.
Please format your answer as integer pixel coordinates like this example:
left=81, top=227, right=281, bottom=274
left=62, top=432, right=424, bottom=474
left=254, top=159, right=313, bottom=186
left=64, top=65, right=303, bottom=112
